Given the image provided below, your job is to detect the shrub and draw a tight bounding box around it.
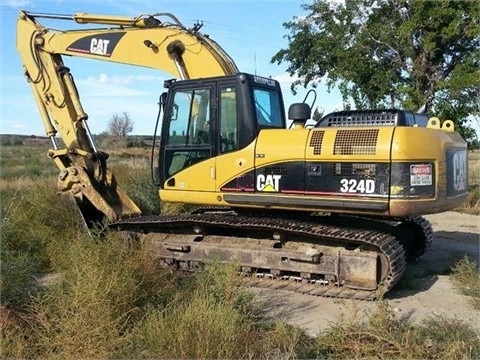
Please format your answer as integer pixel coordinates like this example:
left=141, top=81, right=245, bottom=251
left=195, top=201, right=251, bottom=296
left=2, top=234, right=310, bottom=359
left=451, top=256, right=480, bottom=309
left=0, top=251, right=39, bottom=310
left=26, top=234, right=138, bottom=359
left=0, top=146, right=55, bottom=181
left=0, top=182, right=83, bottom=271
left=127, top=136, right=146, bottom=148
left=0, top=135, right=23, bottom=146
left=461, top=187, right=480, bottom=215
left=112, top=161, right=161, bottom=215
left=128, top=262, right=311, bottom=359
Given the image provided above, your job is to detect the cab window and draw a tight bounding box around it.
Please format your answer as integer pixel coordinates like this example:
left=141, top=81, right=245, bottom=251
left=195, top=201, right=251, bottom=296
left=253, top=87, right=283, bottom=127
left=167, top=88, right=210, bottom=145
left=220, top=86, right=238, bottom=152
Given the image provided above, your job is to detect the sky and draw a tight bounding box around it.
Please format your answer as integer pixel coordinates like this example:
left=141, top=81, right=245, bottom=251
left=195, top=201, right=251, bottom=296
left=0, top=0, right=346, bottom=136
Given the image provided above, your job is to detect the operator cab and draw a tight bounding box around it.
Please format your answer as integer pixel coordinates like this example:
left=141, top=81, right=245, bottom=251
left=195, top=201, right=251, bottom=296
left=157, top=73, right=286, bottom=185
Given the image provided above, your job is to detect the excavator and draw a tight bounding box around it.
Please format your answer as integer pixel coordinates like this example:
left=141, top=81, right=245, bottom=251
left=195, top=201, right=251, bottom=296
left=16, top=10, right=469, bottom=299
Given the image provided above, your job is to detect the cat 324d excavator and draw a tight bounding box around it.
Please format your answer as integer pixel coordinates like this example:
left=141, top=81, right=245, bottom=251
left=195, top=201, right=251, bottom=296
left=17, top=10, right=468, bottom=299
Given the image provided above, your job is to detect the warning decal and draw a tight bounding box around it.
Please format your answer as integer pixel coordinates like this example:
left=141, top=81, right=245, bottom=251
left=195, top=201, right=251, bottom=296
left=410, top=164, right=432, bottom=186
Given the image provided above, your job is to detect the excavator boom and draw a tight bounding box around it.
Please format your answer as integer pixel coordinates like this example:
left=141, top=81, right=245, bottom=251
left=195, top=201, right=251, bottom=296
left=16, top=10, right=238, bottom=224
left=17, top=11, right=238, bottom=80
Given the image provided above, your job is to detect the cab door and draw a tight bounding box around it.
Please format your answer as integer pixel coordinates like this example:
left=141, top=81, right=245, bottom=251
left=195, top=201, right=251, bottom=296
left=160, top=83, right=217, bottom=192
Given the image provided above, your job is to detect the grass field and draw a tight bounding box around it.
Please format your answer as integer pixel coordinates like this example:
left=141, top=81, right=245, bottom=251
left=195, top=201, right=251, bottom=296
left=1, top=142, right=479, bottom=359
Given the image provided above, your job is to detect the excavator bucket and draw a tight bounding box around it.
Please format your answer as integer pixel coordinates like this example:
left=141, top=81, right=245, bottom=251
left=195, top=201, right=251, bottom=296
left=57, top=165, right=141, bottom=228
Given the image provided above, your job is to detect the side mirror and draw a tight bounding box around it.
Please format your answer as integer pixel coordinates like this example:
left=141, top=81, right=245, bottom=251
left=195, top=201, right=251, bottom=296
left=288, top=103, right=311, bottom=129
left=288, top=103, right=311, bottom=121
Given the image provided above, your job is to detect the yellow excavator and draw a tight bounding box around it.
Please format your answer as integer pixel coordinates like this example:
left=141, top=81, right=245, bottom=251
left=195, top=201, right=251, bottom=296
left=16, top=10, right=468, bottom=299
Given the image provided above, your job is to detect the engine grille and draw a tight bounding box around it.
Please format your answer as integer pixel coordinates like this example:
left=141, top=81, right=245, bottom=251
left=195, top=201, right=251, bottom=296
left=319, top=110, right=398, bottom=127
left=333, top=129, right=379, bottom=155
left=333, top=163, right=377, bottom=177
left=265, top=167, right=288, bottom=175
left=309, top=130, right=325, bottom=155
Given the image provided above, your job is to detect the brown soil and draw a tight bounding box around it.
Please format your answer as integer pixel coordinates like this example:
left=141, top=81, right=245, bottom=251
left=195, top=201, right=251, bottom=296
left=253, top=211, right=480, bottom=336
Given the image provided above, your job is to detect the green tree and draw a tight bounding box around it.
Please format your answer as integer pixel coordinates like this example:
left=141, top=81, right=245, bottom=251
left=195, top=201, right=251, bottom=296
left=272, top=0, right=479, bottom=147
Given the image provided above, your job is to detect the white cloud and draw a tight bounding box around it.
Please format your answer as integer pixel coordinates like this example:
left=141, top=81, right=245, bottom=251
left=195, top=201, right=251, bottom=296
left=1, top=72, right=165, bottom=135
left=78, top=77, right=147, bottom=97
left=271, top=71, right=345, bottom=116
left=273, top=72, right=300, bottom=87
left=2, top=0, right=32, bottom=8
left=86, top=73, right=162, bottom=86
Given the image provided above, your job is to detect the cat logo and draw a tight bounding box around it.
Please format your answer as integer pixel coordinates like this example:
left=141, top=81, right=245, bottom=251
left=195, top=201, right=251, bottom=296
left=256, top=174, right=282, bottom=192
left=67, top=33, right=125, bottom=57
left=453, top=150, right=467, bottom=192
left=90, top=38, right=110, bottom=56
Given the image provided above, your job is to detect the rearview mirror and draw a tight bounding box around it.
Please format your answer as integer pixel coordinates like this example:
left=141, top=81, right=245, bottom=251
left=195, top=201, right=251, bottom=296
left=170, top=103, right=179, bottom=121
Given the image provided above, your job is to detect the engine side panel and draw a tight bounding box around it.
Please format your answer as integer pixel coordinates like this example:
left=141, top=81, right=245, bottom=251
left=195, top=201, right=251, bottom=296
left=160, top=125, right=468, bottom=218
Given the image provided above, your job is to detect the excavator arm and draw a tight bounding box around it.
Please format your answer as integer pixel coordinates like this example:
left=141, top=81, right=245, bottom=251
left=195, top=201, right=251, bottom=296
left=16, top=10, right=238, bottom=225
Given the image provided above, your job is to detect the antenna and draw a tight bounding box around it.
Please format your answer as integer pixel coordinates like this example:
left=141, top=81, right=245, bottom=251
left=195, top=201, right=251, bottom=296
left=254, top=51, right=257, bottom=75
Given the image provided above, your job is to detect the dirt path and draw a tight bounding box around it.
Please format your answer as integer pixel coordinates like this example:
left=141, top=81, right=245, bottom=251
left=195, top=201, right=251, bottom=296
left=253, top=211, right=480, bottom=336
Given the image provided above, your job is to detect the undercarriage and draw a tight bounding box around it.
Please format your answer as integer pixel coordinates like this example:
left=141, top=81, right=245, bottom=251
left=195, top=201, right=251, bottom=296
left=111, top=210, right=433, bottom=300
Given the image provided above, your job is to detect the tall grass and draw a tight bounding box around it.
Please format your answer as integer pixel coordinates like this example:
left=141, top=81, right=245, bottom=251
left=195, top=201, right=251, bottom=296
left=314, top=300, right=480, bottom=359
left=451, top=256, right=480, bottom=309
left=1, top=231, right=307, bottom=359
left=128, top=261, right=313, bottom=359
left=0, top=180, right=83, bottom=271
left=24, top=236, right=138, bottom=359
left=0, top=180, right=84, bottom=311
left=131, top=263, right=257, bottom=359
left=456, top=185, right=480, bottom=215
left=0, top=145, right=56, bottom=181
left=114, top=162, right=161, bottom=215
left=0, top=251, right=38, bottom=310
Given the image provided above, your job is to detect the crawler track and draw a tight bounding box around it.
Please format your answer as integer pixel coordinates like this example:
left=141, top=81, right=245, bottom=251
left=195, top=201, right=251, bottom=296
left=111, top=211, right=432, bottom=300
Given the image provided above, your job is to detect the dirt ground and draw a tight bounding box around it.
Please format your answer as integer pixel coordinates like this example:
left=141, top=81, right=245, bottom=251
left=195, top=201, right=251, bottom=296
left=253, top=211, right=480, bottom=336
